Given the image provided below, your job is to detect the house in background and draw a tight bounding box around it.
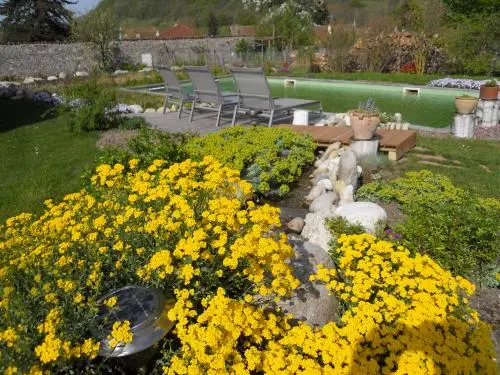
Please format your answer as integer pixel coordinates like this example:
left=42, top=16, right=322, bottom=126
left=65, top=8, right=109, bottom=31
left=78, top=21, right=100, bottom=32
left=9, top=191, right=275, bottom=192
left=230, top=25, right=256, bottom=37
left=158, top=24, right=203, bottom=39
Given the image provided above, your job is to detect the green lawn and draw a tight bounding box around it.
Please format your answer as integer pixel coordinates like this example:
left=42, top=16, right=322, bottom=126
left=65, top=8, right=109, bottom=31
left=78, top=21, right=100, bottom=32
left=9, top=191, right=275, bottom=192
left=0, top=100, right=99, bottom=223
left=396, top=135, right=500, bottom=198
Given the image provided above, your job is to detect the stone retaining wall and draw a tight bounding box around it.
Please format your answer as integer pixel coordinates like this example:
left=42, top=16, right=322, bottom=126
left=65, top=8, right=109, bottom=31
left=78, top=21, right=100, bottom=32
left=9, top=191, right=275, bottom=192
left=0, top=37, right=253, bottom=78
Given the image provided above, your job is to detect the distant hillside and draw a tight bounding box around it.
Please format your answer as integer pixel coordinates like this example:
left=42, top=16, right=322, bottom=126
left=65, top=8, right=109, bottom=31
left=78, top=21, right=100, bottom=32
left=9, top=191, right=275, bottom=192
left=94, top=0, right=403, bottom=31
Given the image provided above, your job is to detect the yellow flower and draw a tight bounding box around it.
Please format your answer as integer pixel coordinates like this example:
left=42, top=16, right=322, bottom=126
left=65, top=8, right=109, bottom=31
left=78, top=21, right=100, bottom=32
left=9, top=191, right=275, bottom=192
left=107, top=321, right=133, bottom=349
left=104, top=296, right=118, bottom=309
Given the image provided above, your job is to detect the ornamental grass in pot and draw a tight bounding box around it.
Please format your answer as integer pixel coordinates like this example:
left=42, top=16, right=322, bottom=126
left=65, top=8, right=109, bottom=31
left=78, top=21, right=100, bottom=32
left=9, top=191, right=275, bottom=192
left=479, top=79, right=499, bottom=100
left=454, top=95, right=478, bottom=114
left=349, top=98, right=381, bottom=140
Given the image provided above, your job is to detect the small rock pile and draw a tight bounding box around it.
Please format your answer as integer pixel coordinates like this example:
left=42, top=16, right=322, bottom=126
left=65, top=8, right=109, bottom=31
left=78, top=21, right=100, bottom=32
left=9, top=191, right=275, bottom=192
left=286, top=142, right=387, bottom=252
left=314, top=113, right=410, bottom=130
left=277, top=143, right=388, bottom=327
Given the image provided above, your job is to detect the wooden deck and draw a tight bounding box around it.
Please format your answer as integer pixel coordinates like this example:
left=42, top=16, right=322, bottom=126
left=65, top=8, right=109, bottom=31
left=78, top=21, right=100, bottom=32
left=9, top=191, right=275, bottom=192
left=276, top=125, right=417, bottom=160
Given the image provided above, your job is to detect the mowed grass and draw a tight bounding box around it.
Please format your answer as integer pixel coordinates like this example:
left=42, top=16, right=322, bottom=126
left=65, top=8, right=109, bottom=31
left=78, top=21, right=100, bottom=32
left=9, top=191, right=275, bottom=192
left=399, top=135, right=500, bottom=198
left=0, top=100, right=99, bottom=223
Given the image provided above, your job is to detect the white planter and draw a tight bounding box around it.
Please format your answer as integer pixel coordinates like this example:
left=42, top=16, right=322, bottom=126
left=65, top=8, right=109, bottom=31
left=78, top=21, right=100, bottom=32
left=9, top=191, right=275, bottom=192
left=293, top=110, right=309, bottom=126
left=452, top=114, right=475, bottom=138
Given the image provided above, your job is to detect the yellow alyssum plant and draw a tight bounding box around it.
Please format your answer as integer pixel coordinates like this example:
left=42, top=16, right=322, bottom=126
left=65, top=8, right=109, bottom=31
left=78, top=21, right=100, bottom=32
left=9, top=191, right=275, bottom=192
left=163, top=234, right=496, bottom=374
left=0, top=156, right=298, bottom=373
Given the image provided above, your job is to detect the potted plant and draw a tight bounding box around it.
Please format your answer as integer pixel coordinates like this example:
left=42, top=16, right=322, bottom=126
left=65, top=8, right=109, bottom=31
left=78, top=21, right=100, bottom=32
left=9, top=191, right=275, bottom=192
left=455, top=94, right=478, bottom=114
left=479, top=79, right=499, bottom=100
left=349, top=98, right=381, bottom=140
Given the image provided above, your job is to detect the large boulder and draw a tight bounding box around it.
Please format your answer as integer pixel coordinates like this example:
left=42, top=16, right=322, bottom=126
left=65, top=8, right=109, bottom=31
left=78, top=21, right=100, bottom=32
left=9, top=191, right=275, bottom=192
left=338, top=148, right=358, bottom=188
left=335, top=202, right=387, bottom=234
left=274, top=236, right=338, bottom=327
left=301, top=211, right=335, bottom=251
left=309, top=192, right=338, bottom=214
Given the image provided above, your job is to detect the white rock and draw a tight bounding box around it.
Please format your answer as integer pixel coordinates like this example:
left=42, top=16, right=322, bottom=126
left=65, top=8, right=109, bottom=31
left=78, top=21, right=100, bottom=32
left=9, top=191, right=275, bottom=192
left=34, top=77, right=43, bottom=82
left=305, top=185, right=326, bottom=204
left=128, top=104, right=144, bottom=114
left=326, top=115, right=338, bottom=126
left=157, top=107, right=165, bottom=113
left=309, top=192, right=338, bottom=214
left=401, top=122, right=410, bottom=130
left=23, top=77, right=35, bottom=84
left=395, top=122, right=402, bottom=130
left=357, top=165, right=363, bottom=177
left=143, top=67, right=154, bottom=72
left=287, top=217, right=305, bottom=233
left=144, top=108, right=156, bottom=113
left=320, top=142, right=342, bottom=161
left=47, top=76, right=58, bottom=81
left=314, top=119, right=328, bottom=126
left=317, top=179, right=333, bottom=191
left=338, top=185, right=354, bottom=207
left=335, top=202, right=387, bottom=234
left=312, top=167, right=328, bottom=178
left=58, top=72, right=67, bottom=79
left=75, top=71, right=89, bottom=78
left=338, top=149, right=358, bottom=188
left=113, top=69, right=129, bottom=75
left=301, top=212, right=335, bottom=251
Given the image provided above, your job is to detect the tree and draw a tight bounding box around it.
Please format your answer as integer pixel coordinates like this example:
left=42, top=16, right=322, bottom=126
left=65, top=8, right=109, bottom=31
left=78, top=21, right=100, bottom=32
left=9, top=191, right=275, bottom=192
left=242, top=0, right=329, bottom=25
left=72, top=9, right=120, bottom=72
left=207, top=11, right=218, bottom=37
left=0, top=0, right=75, bottom=42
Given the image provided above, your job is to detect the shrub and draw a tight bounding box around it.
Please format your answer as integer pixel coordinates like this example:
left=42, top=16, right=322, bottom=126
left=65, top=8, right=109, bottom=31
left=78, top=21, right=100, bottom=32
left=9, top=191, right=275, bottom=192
left=0, top=157, right=298, bottom=373
left=357, top=170, right=500, bottom=286
left=61, top=79, right=120, bottom=132
left=164, top=234, right=496, bottom=374
left=93, top=127, right=193, bottom=172
left=185, top=126, right=316, bottom=198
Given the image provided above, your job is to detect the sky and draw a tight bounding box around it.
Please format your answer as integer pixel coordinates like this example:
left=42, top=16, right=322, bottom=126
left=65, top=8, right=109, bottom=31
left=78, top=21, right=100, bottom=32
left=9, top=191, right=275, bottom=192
left=69, top=0, right=101, bottom=15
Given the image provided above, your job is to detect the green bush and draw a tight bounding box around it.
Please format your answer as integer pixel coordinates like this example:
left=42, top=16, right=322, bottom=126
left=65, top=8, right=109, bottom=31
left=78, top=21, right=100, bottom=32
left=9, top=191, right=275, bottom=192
left=61, top=79, right=120, bottom=132
left=94, top=127, right=193, bottom=171
left=185, top=126, right=316, bottom=198
left=357, top=170, right=500, bottom=286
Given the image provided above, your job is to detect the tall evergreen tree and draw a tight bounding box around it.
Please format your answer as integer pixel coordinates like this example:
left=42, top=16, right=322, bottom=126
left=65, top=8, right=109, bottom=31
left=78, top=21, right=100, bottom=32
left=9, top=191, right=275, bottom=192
left=207, top=11, right=218, bottom=37
left=0, top=0, right=75, bottom=42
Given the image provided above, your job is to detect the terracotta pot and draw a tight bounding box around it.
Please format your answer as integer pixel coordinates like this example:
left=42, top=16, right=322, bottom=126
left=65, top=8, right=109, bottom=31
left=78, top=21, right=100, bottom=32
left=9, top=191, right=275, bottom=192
left=454, top=97, right=478, bottom=114
left=349, top=112, right=380, bottom=140
left=479, top=85, right=499, bottom=100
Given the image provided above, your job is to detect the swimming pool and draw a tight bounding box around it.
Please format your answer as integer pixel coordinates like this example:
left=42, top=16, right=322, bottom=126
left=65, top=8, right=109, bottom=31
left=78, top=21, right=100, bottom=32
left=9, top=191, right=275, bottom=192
left=133, top=77, right=475, bottom=128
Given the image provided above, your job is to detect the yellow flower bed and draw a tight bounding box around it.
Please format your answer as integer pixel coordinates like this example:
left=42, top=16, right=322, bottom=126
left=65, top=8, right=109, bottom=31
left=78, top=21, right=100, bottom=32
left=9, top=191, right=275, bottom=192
left=0, top=157, right=298, bottom=373
left=164, top=234, right=496, bottom=374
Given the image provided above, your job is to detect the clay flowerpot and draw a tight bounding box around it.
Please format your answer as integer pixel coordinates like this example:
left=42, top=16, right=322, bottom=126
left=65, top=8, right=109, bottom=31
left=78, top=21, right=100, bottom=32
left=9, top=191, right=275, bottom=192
left=455, top=96, right=478, bottom=114
left=479, top=85, right=499, bottom=100
left=349, top=112, right=380, bottom=140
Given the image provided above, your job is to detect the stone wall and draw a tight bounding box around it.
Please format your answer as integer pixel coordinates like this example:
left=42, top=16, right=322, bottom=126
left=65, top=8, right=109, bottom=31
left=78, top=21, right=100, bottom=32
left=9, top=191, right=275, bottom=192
left=0, top=37, right=253, bottom=78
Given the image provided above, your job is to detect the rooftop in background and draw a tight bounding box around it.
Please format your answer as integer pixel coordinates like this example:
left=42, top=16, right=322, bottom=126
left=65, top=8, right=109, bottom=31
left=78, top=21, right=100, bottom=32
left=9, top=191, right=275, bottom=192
left=157, top=24, right=203, bottom=39
left=230, top=25, right=256, bottom=37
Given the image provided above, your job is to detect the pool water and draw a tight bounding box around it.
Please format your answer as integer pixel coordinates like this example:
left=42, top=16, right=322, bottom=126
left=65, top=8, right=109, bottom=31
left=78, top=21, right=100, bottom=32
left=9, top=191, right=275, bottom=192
left=267, top=79, right=474, bottom=128
left=145, top=77, right=475, bottom=128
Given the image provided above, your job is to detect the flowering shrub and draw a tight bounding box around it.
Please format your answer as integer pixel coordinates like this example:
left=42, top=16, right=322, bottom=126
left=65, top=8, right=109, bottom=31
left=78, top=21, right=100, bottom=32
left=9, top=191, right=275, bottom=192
left=0, top=157, right=298, bottom=373
left=357, top=170, right=500, bottom=286
left=162, top=234, right=496, bottom=374
left=427, top=78, right=489, bottom=90
left=400, top=62, right=416, bottom=73
left=186, top=126, right=316, bottom=197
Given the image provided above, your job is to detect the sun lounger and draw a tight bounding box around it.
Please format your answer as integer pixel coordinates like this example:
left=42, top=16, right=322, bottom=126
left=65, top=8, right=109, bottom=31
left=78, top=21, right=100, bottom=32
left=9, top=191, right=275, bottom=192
left=155, top=65, right=194, bottom=119
left=229, top=67, right=322, bottom=127
left=185, top=66, right=239, bottom=127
